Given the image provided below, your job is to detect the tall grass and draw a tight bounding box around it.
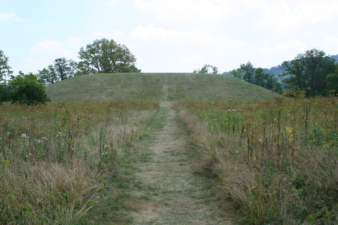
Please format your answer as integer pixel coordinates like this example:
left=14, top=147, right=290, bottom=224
left=177, top=94, right=338, bottom=224
left=0, top=100, right=159, bottom=224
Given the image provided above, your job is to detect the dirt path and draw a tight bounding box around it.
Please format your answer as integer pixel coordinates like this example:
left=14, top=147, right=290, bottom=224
left=128, top=102, right=231, bottom=225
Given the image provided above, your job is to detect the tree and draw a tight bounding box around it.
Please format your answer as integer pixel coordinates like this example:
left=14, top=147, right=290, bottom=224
left=78, top=39, right=139, bottom=74
left=240, top=61, right=255, bottom=83
left=281, top=49, right=336, bottom=96
left=326, top=64, right=338, bottom=95
left=53, top=58, right=77, bottom=81
left=75, top=61, right=97, bottom=76
left=8, top=72, right=50, bottom=105
left=193, top=64, right=218, bottom=74
left=38, top=65, right=58, bottom=85
left=231, top=68, right=243, bottom=79
left=254, top=68, right=268, bottom=86
left=0, top=49, right=13, bottom=82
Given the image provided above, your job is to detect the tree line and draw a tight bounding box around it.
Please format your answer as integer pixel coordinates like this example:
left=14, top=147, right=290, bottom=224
left=0, top=38, right=140, bottom=104
left=39, top=38, right=141, bottom=85
left=194, top=48, right=338, bottom=96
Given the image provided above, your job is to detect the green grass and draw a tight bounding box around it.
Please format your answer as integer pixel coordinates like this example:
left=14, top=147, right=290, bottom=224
left=47, top=73, right=279, bottom=102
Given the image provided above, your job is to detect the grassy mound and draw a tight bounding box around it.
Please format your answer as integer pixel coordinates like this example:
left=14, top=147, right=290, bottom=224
left=47, top=73, right=278, bottom=102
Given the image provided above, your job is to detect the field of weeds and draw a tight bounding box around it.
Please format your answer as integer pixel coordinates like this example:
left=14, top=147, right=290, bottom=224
left=177, top=94, right=338, bottom=224
left=0, top=100, right=159, bottom=224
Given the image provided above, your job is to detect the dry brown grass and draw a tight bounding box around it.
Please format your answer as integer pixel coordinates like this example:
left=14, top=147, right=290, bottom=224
left=177, top=96, right=338, bottom=224
left=0, top=100, right=159, bottom=224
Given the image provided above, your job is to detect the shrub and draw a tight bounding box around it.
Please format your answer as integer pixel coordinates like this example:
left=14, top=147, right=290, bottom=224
left=8, top=73, right=51, bottom=105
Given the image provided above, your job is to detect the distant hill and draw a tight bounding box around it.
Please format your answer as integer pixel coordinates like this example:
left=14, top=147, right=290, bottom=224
left=46, top=73, right=279, bottom=102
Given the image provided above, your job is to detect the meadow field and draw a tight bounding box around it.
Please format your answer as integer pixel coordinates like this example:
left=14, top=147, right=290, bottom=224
left=0, top=100, right=159, bottom=224
left=2, top=72, right=338, bottom=224
left=176, top=93, right=338, bottom=224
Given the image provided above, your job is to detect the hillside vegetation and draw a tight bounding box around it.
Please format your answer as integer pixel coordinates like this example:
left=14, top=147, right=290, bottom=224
left=46, top=73, right=278, bottom=102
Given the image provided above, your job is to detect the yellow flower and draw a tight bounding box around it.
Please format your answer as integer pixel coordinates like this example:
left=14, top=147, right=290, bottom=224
left=235, top=167, right=238, bottom=171
left=254, top=156, right=257, bottom=161
left=286, top=127, right=292, bottom=134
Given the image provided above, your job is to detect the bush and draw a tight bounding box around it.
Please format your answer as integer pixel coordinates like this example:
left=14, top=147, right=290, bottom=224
left=0, top=84, right=11, bottom=103
left=8, top=73, right=50, bottom=105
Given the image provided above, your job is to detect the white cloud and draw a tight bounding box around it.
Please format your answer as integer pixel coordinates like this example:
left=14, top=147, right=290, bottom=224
left=14, top=17, right=29, bottom=22
left=133, top=0, right=235, bottom=26
left=114, top=30, right=123, bottom=36
left=31, top=39, right=77, bottom=59
left=170, top=54, right=204, bottom=64
left=0, top=12, right=15, bottom=21
left=43, top=22, right=52, bottom=26
left=325, top=36, right=338, bottom=45
left=107, top=0, right=118, bottom=6
left=0, top=12, right=28, bottom=22
left=130, top=24, right=309, bottom=71
left=252, top=0, right=338, bottom=31
left=274, top=40, right=307, bottom=52
left=131, top=24, right=250, bottom=50
left=324, top=36, right=338, bottom=53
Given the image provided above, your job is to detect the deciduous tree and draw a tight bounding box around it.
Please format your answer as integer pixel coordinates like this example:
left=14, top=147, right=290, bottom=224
left=281, top=49, right=336, bottom=96
left=78, top=39, right=139, bottom=74
left=193, top=64, right=218, bottom=74
left=326, top=64, right=338, bottom=95
left=0, top=49, right=13, bottom=82
left=8, top=72, right=50, bottom=105
left=240, top=61, right=255, bottom=83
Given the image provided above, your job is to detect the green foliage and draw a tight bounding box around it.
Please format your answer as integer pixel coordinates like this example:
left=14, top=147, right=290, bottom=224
left=281, top=48, right=336, bottom=96
left=0, top=84, right=11, bottom=102
left=326, top=64, right=338, bottom=95
left=53, top=57, right=77, bottom=80
left=75, top=61, right=97, bottom=76
left=231, top=68, right=243, bottom=79
left=79, top=38, right=140, bottom=74
left=38, top=65, right=58, bottom=85
left=240, top=61, right=255, bottom=83
left=232, top=62, right=283, bottom=93
left=0, top=49, right=13, bottom=82
left=193, top=64, right=218, bottom=74
left=8, top=72, right=51, bottom=105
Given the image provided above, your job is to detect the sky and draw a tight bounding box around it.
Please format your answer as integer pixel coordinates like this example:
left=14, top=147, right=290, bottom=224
left=1, top=0, right=338, bottom=75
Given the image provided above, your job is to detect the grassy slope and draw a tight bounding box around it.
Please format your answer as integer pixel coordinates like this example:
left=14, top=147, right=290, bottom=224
left=47, top=73, right=278, bottom=102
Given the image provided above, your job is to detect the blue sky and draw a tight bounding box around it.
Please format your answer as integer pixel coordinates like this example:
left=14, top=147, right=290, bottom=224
left=1, top=0, right=338, bottom=75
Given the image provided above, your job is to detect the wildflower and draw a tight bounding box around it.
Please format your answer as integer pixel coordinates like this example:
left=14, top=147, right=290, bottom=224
left=104, top=145, right=109, bottom=148
left=22, top=134, right=27, bottom=138
left=286, top=127, right=293, bottom=134
left=235, top=167, right=238, bottom=172
left=35, top=139, right=41, bottom=143
left=42, top=137, right=48, bottom=141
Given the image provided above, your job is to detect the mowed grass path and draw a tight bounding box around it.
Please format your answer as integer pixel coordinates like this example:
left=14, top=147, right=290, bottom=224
left=47, top=73, right=278, bottom=102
